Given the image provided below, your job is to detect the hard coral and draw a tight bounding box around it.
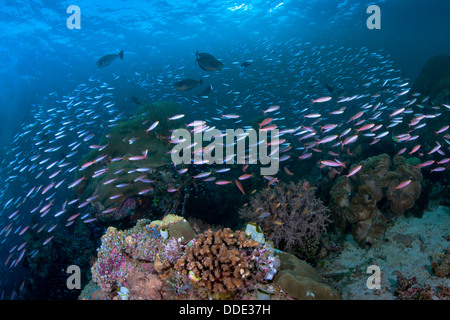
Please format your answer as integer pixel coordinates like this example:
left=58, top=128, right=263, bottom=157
left=239, top=181, right=330, bottom=262
left=175, top=228, right=261, bottom=294
left=330, top=154, right=422, bottom=247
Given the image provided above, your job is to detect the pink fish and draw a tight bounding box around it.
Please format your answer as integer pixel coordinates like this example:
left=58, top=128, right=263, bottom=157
left=431, top=167, right=446, bottom=173
left=263, top=105, right=280, bottom=115
left=283, top=167, right=294, bottom=176
left=80, top=161, right=96, bottom=170
left=321, top=160, right=346, bottom=168
left=40, top=200, right=54, bottom=213
left=395, top=148, right=407, bottom=156
left=128, top=149, right=148, bottom=161
left=138, top=188, right=153, bottom=195
left=346, top=165, right=362, bottom=178
left=215, top=180, right=232, bottom=185
left=428, top=145, right=441, bottom=155
left=42, top=182, right=54, bottom=195
left=238, top=173, right=253, bottom=180
left=68, top=176, right=85, bottom=189
left=234, top=180, right=245, bottom=196
left=299, top=153, right=312, bottom=160
left=390, top=107, right=405, bottom=117
left=259, top=118, right=273, bottom=128
left=304, top=113, right=321, bottom=119
left=168, top=114, right=185, bottom=121
left=19, top=226, right=29, bottom=236
left=350, top=111, right=364, bottom=121
left=43, top=236, right=54, bottom=246
left=146, top=121, right=159, bottom=133
left=193, top=172, right=212, bottom=179
left=102, top=208, right=118, bottom=214
left=409, top=145, right=421, bottom=155
left=414, top=160, right=435, bottom=169
left=221, top=114, right=240, bottom=119
left=342, top=135, right=358, bottom=147
left=67, top=214, right=80, bottom=222
left=436, top=125, right=449, bottom=134
left=320, top=124, right=338, bottom=133
left=317, top=135, right=338, bottom=145
left=437, top=158, right=450, bottom=165
left=356, top=123, right=375, bottom=132
left=312, top=96, right=332, bottom=103
left=394, top=180, right=411, bottom=190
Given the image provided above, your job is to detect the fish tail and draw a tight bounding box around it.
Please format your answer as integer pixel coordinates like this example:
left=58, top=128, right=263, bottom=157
left=119, top=50, right=124, bottom=60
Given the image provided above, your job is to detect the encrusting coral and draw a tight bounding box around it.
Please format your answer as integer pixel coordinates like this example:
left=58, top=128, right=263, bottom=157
left=329, top=154, right=422, bottom=247
left=239, top=181, right=330, bottom=262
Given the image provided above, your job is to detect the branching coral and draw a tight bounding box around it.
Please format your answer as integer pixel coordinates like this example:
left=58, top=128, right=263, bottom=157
left=329, top=154, right=422, bottom=247
left=174, top=228, right=274, bottom=295
left=239, top=181, right=330, bottom=262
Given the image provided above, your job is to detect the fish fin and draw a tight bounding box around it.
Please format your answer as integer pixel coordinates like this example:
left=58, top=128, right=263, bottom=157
left=199, top=79, right=203, bottom=85
left=119, top=50, right=124, bottom=60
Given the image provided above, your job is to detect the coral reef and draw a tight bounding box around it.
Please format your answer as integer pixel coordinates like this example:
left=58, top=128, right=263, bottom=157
left=329, top=154, right=422, bottom=247
left=84, top=214, right=337, bottom=300
left=239, top=181, right=330, bottom=262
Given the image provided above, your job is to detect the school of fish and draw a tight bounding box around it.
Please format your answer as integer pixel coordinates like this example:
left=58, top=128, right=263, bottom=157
left=0, top=39, right=449, bottom=299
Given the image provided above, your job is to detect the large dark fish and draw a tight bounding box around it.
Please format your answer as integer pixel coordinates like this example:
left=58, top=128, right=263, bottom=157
left=96, top=50, right=124, bottom=68
left=174, top=78, right=203, bottom=91
left=195, top=51, right=223, bottom=71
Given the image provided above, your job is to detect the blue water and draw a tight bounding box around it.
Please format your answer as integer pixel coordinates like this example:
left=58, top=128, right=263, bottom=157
left=0, top=0, right=449, bottom=300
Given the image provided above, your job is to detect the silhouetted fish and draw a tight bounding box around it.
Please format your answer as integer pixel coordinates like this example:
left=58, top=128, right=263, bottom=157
left=195, top=51, right=223, bottom=71
left=241, top=61, right=252, bottom=68
left=174, top=78, right=203, bottom=91
left=96, top=50, right=124, bottom=68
